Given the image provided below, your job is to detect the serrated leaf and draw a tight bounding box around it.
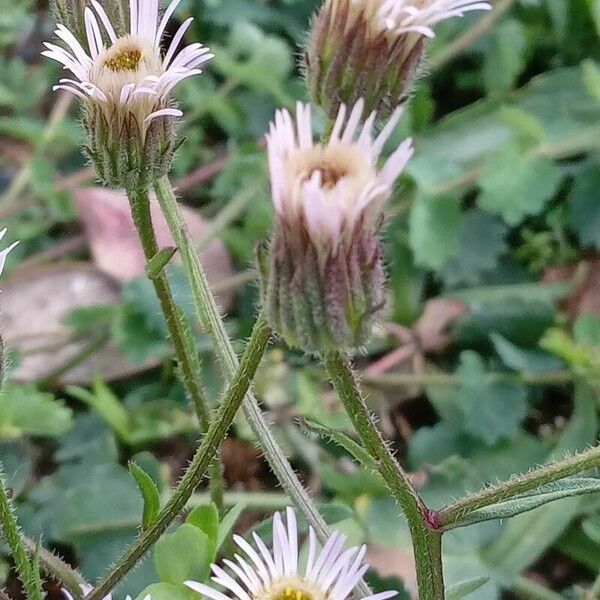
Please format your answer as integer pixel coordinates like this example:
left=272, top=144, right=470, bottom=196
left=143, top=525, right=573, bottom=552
left=483, top=19, right=526, bottom=95
left=409, top=193, right=463, bottom=270
left=449, top=479, right=600, bottom=530
left=446, top=576, right=490, bottom=600
left=456, top=352, right=528, bottom=445
left=478, top=144, right=562, bottom=226
left=129, top=462, right=161, bottom=531
left=154, top=524, right=213, bottom=585
left=569, top=164, right=600, bottom=248
left=302, top=419, right=376, bottom=469
left=442, top=210, right=507, bottom=287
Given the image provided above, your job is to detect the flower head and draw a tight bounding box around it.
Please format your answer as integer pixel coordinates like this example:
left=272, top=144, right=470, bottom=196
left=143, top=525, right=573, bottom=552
left=43, top=0, right=213, bottom=188
left=306, top=0, right=491, bottom=118
left=0, top=229, right=19, bottom=279
left=62, top=584, right=150, bottom=600
left=260, top=100, right=413, bottom=353
left=185, top=508, right=396, bottom=600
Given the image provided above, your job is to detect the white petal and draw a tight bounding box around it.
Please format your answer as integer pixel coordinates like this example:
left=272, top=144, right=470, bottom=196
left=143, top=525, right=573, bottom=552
left=185, top=581, right=231, bottom=600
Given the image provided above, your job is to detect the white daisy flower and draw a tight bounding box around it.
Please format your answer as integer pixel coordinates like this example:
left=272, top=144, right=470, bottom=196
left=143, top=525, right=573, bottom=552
left=62, top=584, right=150, bottom=600
left=185, top=508, right=396, bottom=600
left=42, top=0, right=213, bottom=187
left=261, top=100, right=413, bottom=352
left=0, top=229, right=19, bottom=279
left=43, top=0, right=212, bottom=126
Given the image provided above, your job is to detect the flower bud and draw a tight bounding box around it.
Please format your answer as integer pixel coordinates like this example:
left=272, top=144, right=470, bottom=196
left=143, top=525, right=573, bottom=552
left=261, top=100, right=414, bottom=353
left=43, top=0, right=213, bottom=189
left=305, top=0, right=491, bottom=119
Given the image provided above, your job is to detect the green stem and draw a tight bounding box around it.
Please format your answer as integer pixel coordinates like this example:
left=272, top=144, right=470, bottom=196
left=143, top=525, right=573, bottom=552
left=438, top=445, right=600, bottom=529
left=322, top=351, right=444, bottom=600
left=84, top=316, right=272, bottom=600
left=152, top=176, right=352, bottom=547
left=0, top=467, right=43, bottom=600
left=126, top=185, right=224, bottom=513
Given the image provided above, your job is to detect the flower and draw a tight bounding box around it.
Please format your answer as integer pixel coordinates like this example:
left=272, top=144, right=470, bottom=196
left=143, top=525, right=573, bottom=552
left=0, top=229, right=19, bottom=279
left=185, top=508, right=396, bottom=600
left=259, top=100, right=413, bottom=353
left=43, top=0, right=213, bottom=188
left=305, top=0, right=491, bottom=119
left=62, top=584, right=150, bottom=600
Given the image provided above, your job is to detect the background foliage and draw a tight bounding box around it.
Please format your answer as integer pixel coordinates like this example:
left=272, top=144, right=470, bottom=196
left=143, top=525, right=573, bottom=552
left=1, top=0, right=600, bottom=598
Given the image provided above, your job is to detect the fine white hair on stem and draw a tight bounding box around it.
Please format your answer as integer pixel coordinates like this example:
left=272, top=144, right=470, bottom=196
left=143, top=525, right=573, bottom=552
left=185, top=508, right=397, bottom=600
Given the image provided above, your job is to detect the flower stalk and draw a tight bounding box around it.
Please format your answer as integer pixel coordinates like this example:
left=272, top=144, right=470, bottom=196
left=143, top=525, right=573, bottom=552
left=84, top=314, right=272, bottom=600
left=322, top=350, right=445, bottom=600
left=127, top=184, right=224, bottom=512
left=152, top=176, right=375, bottom=598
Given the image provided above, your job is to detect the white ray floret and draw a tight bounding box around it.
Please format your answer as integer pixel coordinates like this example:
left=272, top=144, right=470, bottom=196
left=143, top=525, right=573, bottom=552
left=62, top=584, right=151, bottom=600
left=42, top=0, right=213, bottom=125
left=186, top=508, right=397, bottom=600
left=0, top=228, right=19, bottom=279
left=265, top=100, right=413, bottom=248
left=378, top=0, right=492, bottom=38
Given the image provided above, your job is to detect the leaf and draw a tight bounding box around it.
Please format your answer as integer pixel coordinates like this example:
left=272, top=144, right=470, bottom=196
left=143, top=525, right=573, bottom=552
left=482, top=384, right=598, bottom=581
left=478, top=144, right=562, bottom=226
left=67, top=378, right=131, bottom=442
left=409, top=193, right=463, bottom=270
left=582, top=59, right=600, bottom=103
left=129, top=462, right=161, bottom=531
left=449, top=479, right=600, bottom=529
left=216, top=504, right=246, bottom=552
left=582, top=514, right=600, bottom=544
left=442, top=210, right=508, bottom=287
left=490, top=333, right=565, bottom=373
left=446, top=576, right=490, bottom=600
left=483, top=19, right=527, bottom=96
left=136, top=583, right=198, bottom=600
left=456, top=352, right=528, bottom=445
left=302, top=419, right=376, bottom=469
left=569, top=164, right=600, bottom=248
left=154, top=524, right=214, bottom=585
left=186, top=504, right=219, bottom=550
left=0, top=386, right=72, bottom=439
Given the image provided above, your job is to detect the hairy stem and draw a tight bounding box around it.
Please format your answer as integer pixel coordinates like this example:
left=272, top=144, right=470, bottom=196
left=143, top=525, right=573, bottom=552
left=0, top=468, right=43, bottom=600
left=85, top=316, right=272, bottom=600
left=127, top=185, right=224, bottom=512
left=153, top=175, right=376, bottom=598
left=322, top=351, right=444, bottom=600
left=438, top=445, right=600, bottom=529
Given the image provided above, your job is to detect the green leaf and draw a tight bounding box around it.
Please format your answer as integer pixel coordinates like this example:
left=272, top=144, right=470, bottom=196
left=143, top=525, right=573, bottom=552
left=582, top=514, right=600, bottom=544
left=483, top=19, right=526, bottom=95
left=449, top=479, right=600, bottom=529
left=490, top=333, right=565, bottom=373
left=569, top=164, right=600, bottom=248
left=301, top=419, right=376, bottom=469
left=482, top=384, right=598, bottom=581
left=409, top=193, right=463, bottom=270
left=154, top=524, right=213, bottom=585
left=137, top=583, right=198, bottom=600
left=456, top=352, right=528, bottom=445
left=129, top=462, right=161, bottom=531
left=186, top=504, right=219, bottom=551
left=0, top=386, right=72, bottom=439
left=446, top=576, right=490, bottom=600
left=217, top=504, right=246, bottom=552
left=478, top=144, right=562, bottom=226
left=442, top=210, right=508, bottom=287
left=67, top=378, right=131, bottom=442
left=582, top=59, right=600, bottom=103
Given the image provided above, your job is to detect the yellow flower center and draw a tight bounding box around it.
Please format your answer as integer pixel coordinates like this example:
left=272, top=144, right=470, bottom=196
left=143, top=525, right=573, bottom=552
left=274, top=588, right=313, bottom=600
left=105, top=48, right=143, bottom=72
